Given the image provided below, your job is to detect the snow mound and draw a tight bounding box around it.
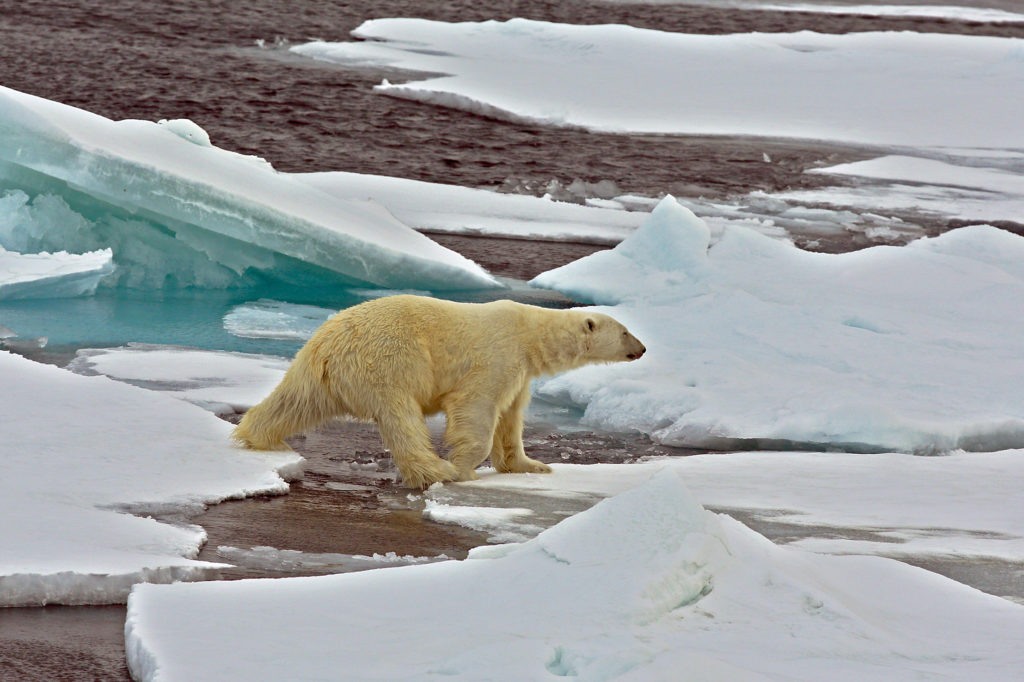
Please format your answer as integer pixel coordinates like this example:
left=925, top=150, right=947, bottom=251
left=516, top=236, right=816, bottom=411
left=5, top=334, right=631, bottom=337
left=0, top=86, right=497, bottom=291
left=0, top=244, right=113, bottom=300
left=532, top=196, right=1024, bottom=453
left=0, top=351, right=301, bottom=606
left=125, top=471, right=1024, bottom=681
left=294, top=20, right=1024, bottom=147
left=68, top=344, right=290, bottom=415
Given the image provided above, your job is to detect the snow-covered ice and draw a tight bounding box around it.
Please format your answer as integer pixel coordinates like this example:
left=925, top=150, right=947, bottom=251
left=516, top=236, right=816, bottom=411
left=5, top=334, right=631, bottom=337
left=0, top=244, right=113, bottom=300
left=0, top=351, right=301, bottom=606
left=775, top=154, right=1024, bottom=228
left=531, top=197, right=1024, bottom=454
left=68, top=344, right=290, bottom=415
left=0, top=86, right=496, bottom=291
left=125, top=471, right=1024, bottom=681
left=294, top=20, right=1024, bottom=147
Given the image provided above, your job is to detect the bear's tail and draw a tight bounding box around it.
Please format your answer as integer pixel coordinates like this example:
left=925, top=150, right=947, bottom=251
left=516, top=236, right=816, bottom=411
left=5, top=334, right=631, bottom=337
left=232, top=351, right=336, bottom=450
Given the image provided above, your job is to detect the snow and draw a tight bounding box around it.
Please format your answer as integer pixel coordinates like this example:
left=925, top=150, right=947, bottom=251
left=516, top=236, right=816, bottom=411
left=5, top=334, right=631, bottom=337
left=531, top=196, right=1024, bottom=454
left=294, top=20, right=1024, bottom=147
left=0, top=351, right=301, bottom=606
left=68, top=344, right=290, bottom=415
left=0, top=86, right=496, bottom=291
left=125, top=470, right=1024, bottom=681
left=775, top=154, right=1024, bottom=227
left=0, top=244, right=113, bottom=300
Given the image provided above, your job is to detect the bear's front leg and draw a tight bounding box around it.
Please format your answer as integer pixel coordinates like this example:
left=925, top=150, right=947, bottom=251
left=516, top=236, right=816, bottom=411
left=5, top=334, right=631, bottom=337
left=491, top=387, right=552, bottom=475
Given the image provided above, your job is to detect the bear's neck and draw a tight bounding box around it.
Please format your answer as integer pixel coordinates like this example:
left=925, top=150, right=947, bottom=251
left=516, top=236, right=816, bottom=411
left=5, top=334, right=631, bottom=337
left=524, top=313, right=587, bottom=378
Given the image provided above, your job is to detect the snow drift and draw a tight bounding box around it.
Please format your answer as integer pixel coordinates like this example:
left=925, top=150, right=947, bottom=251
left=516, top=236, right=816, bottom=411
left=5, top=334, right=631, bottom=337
left=0, top=86, right=497, bottom=291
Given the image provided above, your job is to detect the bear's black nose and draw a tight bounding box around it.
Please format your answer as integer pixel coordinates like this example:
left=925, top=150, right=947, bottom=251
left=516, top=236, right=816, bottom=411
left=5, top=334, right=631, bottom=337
left=627, top=345, right=646, bottom=360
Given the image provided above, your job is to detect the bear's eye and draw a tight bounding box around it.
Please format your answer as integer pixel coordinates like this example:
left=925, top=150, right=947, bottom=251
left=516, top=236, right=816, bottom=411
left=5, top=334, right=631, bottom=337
left=587, top=319, right=595, bottom=331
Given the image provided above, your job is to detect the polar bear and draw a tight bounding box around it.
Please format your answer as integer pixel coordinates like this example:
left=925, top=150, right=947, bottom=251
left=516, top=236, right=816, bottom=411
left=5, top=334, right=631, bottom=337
left=233, top=295, right=645, bottom=488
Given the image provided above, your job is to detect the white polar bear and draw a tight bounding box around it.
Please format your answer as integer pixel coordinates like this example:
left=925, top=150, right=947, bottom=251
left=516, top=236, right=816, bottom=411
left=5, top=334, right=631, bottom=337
left=233, top=295, right=645, bottom=488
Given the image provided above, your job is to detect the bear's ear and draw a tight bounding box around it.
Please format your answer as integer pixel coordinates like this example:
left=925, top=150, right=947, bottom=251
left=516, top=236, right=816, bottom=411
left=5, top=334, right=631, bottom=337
left=585, top=318, right=596, bottom=332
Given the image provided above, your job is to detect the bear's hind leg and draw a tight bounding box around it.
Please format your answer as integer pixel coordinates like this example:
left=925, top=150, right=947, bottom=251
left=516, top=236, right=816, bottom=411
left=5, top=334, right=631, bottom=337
left=491, top=387, right=552, bottom=475
left=444, top=398, right=501, bottom=482
left=376, top=400, right=457, bottom=489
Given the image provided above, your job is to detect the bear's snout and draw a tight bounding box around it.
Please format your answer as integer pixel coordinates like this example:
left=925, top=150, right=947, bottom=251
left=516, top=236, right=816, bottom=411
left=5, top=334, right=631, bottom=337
left=625, top=335, right=646, bottom=361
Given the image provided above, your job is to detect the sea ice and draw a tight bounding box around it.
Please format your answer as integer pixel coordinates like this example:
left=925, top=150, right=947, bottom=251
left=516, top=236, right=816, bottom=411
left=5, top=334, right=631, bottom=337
left=69, top=344, right=291, bottom=415
left=0, top=351, right=301, bottom=606
left=436, top=453, right=1024, bottom=565
left=775, top=154, right=1024, bottom=228
left=0, top=86, right=496, bottom=291
left=531, top=196, right=1024, bottom=454
left=125, top=471, right=1024, bottom=681
left=294, top=20, right=1024, bottom=147
left=222, top=299, right=336, bottom=341
left=0, top=243, right=113, bottom=300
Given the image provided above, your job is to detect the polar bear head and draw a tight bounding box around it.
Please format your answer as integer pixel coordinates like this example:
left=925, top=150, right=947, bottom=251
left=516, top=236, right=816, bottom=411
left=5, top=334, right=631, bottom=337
left=582, top=312, right=646, bottom=363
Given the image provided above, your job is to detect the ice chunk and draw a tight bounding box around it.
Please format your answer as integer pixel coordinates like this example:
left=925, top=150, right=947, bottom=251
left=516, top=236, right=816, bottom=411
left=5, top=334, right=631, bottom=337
left=0, top=350, right=300, bottom=606
left=0, top=86, right=497, bottom=291
left=532, top=197, right=1024, bottom=454
left=0, top=244, right=113, bottom=300
left=295, top=20, right=1024, bottom=147
left=125, top=470, right=1024, bottom=681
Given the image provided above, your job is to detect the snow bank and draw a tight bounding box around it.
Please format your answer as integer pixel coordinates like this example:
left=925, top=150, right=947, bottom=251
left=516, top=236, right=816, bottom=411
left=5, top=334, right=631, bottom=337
left=125, top=471, right=1024, bottom=681
left=776, top=154, right=1024, bottom=227
left=294, top=20, right=1024, bottom=147
left=0, top=86, right=496, bottom=291
left=0, top=244, right=113, bottom=300
left=0, top=351, right=301, bottom=606
left=532, top=197, right=1024, bottom=453
left=68, top=344, right=290, bottom=415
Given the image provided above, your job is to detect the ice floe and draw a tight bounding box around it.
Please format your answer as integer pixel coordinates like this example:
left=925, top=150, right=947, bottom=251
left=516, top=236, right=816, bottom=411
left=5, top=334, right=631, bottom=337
left=69, top=344, right=290, bottom=415
left=125, top=471, right=1024, bottom=681
left=430, top=452, right=1024, bottom=565
left=297, top=171, right=642, bottom=243
left=222, top=299, right=336, bottom=341
left=531, top=196, right=1024, bottom=454
left=775, top=154, right=1024, bottom=229
left=294, top=20, right=1024, bottom=147
left=0, top=244, right=113, bottom=300
left=0, top=86, right=496, bottom=291
left=0, top=351, right=300, bottom=606
left=737, top=2, right=1024, bottom=23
